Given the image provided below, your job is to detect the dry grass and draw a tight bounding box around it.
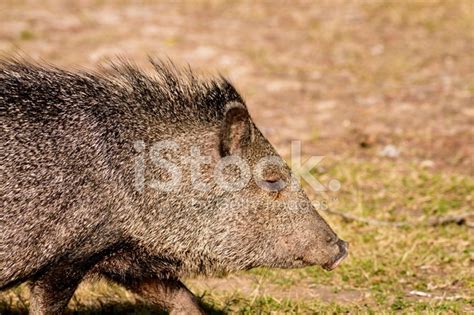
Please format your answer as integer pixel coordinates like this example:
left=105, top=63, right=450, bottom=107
left=1, top=0, right=473, bottom=313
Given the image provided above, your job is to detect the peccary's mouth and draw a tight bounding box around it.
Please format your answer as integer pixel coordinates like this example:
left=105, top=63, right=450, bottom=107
left=323, top=239, right=349, bottom=271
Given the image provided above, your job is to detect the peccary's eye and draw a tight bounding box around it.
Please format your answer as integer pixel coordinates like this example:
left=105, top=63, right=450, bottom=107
left=259, top=178, right=286, bottom=192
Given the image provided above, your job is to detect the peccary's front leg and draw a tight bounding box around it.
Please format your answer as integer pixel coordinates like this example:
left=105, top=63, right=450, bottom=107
left=28, top=266, right=85, bottom=315
left=127, top=278, right=205, bottom=315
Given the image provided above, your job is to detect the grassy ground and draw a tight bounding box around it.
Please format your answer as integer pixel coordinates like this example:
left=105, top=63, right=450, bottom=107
left=1, top=0, right=473, bottom=314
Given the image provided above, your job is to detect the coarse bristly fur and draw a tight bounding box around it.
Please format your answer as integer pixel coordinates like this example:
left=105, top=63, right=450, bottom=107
left=0, top=58, right=347, bottom=314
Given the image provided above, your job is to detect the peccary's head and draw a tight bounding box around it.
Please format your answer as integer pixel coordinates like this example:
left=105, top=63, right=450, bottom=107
left=194, top=101, right=348, bottom=272
left=118, top=62, right=347, bottom=274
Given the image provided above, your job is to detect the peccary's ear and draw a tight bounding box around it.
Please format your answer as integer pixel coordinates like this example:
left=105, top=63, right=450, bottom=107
left=219, top=102, right=252, bottom=156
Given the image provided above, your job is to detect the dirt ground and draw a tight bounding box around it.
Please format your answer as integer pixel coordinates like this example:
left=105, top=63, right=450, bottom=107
left=1, top=0, right=473, bottom=314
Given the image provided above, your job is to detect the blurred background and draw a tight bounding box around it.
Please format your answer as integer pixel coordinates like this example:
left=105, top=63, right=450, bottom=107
left=1, top=0, right=472, bottom=313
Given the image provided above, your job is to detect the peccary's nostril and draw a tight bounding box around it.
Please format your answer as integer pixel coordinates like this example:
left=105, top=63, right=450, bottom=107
left=336, top=239, right=349, bottom=253
left=323, top=239, right=349, bottom=271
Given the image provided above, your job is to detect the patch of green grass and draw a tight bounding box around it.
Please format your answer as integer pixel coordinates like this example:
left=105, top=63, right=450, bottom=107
left=19, top=30, right=35, bottom=41
left=317, top=159, right=474, bottom=219
left=199, top=293, right=367, bottom=314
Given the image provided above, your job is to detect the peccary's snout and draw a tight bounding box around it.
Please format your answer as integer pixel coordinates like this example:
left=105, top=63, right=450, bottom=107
left=322, top=239, right=349, bottom=271
left=281, top=219, right=349, bottom=270
left=298, top=213, right=349, bottom=271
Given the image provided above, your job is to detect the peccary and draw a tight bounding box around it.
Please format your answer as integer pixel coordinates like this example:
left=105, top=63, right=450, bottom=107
left=0, top=59, right=348, bottom=314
